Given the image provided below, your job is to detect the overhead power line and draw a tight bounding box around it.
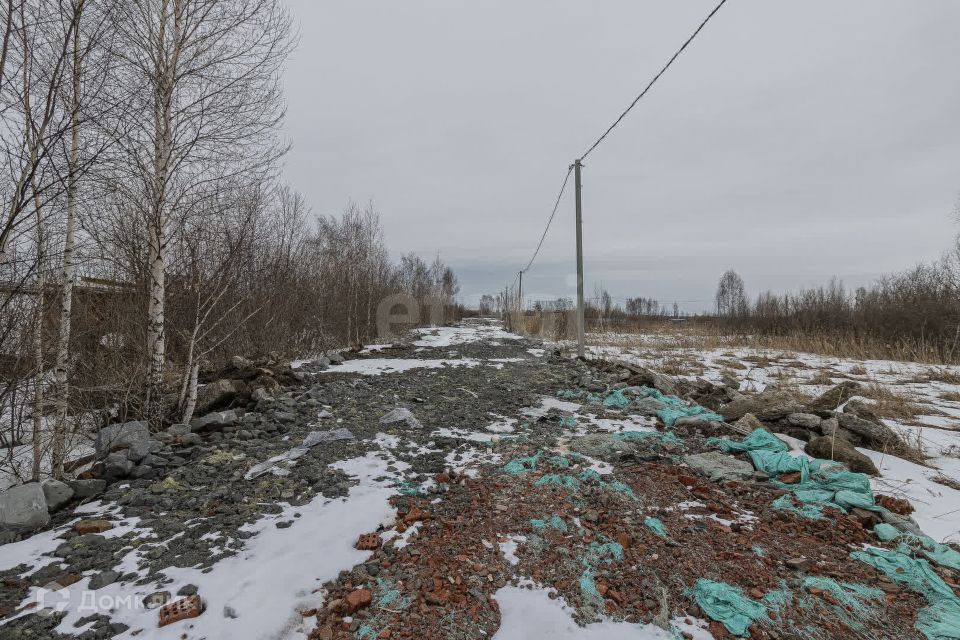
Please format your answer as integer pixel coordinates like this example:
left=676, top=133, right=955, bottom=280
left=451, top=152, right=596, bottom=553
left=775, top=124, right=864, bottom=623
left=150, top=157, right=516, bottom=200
left=579, top=0, right=729, bottom=161
left=520, top=165, right=574, bottom=274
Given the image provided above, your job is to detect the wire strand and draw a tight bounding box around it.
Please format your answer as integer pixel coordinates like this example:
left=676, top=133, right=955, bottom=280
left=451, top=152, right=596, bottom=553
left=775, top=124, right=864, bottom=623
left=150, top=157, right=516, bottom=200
left=580, top=0, right=729, bottom=161
left=520, top=166, right=574, bottom=275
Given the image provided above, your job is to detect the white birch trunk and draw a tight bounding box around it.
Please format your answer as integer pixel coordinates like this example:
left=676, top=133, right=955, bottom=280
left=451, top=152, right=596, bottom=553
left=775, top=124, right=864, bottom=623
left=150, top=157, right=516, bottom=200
left=52, top=12, right=83, bottom=479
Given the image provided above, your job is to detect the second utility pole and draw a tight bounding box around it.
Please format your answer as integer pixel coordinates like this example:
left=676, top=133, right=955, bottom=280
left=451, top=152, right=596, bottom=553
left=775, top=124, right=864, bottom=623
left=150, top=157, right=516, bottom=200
left=573, top=159, right=585, bottom=358
left=518, top=271, right=523, bottom=312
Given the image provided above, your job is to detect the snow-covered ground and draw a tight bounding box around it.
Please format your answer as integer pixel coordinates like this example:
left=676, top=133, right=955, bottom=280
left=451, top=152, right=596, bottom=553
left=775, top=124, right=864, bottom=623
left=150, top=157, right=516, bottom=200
left=585, top=335, right=960, bottom=544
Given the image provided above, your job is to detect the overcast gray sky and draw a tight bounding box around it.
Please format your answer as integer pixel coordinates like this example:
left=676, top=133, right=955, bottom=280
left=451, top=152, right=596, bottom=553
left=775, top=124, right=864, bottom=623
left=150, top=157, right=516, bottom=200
left=279, top=0, right=960, bottom=312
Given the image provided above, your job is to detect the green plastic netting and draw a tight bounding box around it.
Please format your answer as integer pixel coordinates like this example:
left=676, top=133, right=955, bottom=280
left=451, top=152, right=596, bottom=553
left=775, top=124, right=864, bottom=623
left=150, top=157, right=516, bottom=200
left=852, top=547, right=960, bottom=640
left=602, top=389, right=631, bottom=409
left=712, top=428, right=881, bottom=514
left=644, top=516, right=668, bottom=537
left=874, top=523, right=960, bottom=570
left=692, top=579, right=768, bottom=636
left=635, top=387, right=723, bottom=427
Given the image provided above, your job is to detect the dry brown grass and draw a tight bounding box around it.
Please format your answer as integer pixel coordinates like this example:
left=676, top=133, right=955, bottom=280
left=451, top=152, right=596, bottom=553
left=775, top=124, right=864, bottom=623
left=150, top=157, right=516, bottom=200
left=715, top=357, right=747, bottom=370
left=583, top=320, right=959, bottom=365
left=658, top=356, right=705, bottom=377
left=849, top=364, right=868, bottom=376
left=857, top=383, right=930, bottom=422
left=938, top=391, right=960, bottom=402
left=924, top=368, right=960, bottom=385
left=742, top=354, right=772, bottom=368
left=808, top=370, right=835, bottom=386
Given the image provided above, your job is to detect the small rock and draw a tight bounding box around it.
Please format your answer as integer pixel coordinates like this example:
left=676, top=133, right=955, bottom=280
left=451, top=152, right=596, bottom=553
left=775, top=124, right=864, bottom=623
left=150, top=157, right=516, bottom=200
left=177, top=584, right=199, bottom=597
left=65, top=479, right=106, bottom=499
left=786, top=557, right=810, bottom=572
left=40, top=479, right=74, bottom=512
left=88, top=570, right=119, bottom=590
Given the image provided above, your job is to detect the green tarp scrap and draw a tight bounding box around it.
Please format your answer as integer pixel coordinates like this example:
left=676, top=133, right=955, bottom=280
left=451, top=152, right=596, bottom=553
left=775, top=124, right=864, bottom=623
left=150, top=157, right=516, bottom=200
left=873, top=522, right=900, bottom=542
left=644, top=516, right=668, bottom=537
left=761, top=587, right=794, bottom=613
left=710, top=428, right=788, bottom=455
left=772, top=495, right=825, bottom=521
left=557, top=389, right=582, bottom=399
left=502, top=451, right=543, bottom=475
left=602, top=389, right=631, bottom=409
left=355, top=577, right=412, bottom=639
left=398, top=482, right=426, bottom=497
left=852, top=546, right=960, bottom=640
left=799, top=577, right=884, bottom=634
left=578, top=468, right=602, bottom=483
left=877, top=528, right=960, bottom=571
left=612, top=430, right=683, bottom=446
left=535, top=474, right=580, bottom=491
left=547, top=455, right=571, bottom=469
left=634, top=386, right=723, bottom=427
left=530, top=515, right=568, bottom=532
left=917, top=599, right=960, bottom=640
left=713, top=428, right=882, bottom=514
left=910, top=537, right=960, bottom=572
left=692, top=579, right=769, bottom=637
left=802, top=577, right=884, bottom=610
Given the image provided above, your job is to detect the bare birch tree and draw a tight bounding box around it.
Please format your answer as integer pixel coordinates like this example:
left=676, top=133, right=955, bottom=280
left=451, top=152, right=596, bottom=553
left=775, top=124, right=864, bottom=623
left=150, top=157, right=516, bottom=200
left=109, top=0, right=292, bottom=425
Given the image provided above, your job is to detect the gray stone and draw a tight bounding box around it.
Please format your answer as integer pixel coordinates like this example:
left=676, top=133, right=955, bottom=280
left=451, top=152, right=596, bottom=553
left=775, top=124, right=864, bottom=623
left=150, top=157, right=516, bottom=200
left=252, top=387, right=273, bottom=403
left=130, top=465, right=156, bottom=480
left=126, top=438, right=156, bottom=463
left=626, top=367, right=677, bottom=397
left=177, top=584, right=198, bottom=596
left=328, top=352, right=345, bottom=365
left=818, top=417, right=839, bottom=437
left=879, top=509, right=924, bottom=537
left=836, top=413, right=906, bottom=452
left=88, top=570, right=119, bottom=590
left=95, top=421, right=149, bottom=457
left=182, top=433, right=202, bottom=446
left=195, top=379, right=239, bottom=415
left=808, top=381, right=861, bottom=412
left=683, top=451, right=755, bottom=482
left=66, top=479, right=106, bottom=499
left=734, top=413, right=765, bottom=433
left=167, top=424, right=190, bottom=437
left=805, top=435, right=879, bottom=475
left=191, top=410, right=239, bottom=433
left=674, top=415, right=714, bottom=428
left=719, top=389, right=805, bottom=421
left=103, top=452, right=135, bottom=479
left=568, top=433, right=632, bottom=461
left=632, top=396, right=667, bottom=416
left=0, top=483, right=50, bottom=531
left=40, top=479, right=74, bottom=512
left=787, top=413, right=822, bottom=430
left=379, top=408, right=421, bottom=429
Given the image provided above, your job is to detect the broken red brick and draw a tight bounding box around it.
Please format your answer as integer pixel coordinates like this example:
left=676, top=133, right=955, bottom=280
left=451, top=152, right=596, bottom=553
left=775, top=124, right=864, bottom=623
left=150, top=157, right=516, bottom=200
left=158, top=595, right=202, bottom=628
left=345, top=588, right=372, bottom=613
left=74, top=519, right=113, bottom=535
left=876, top=494, right=914, bottom=515
left=355, top=533, right=381, bottom=551
left=779, top=472, right=802, bottom=485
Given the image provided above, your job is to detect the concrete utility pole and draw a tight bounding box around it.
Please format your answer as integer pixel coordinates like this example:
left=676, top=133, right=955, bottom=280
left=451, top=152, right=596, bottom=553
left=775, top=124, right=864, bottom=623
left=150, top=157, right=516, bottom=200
left=573, top=159, right=585, bottom=358
left=518, top=271, right=523, bottom=312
